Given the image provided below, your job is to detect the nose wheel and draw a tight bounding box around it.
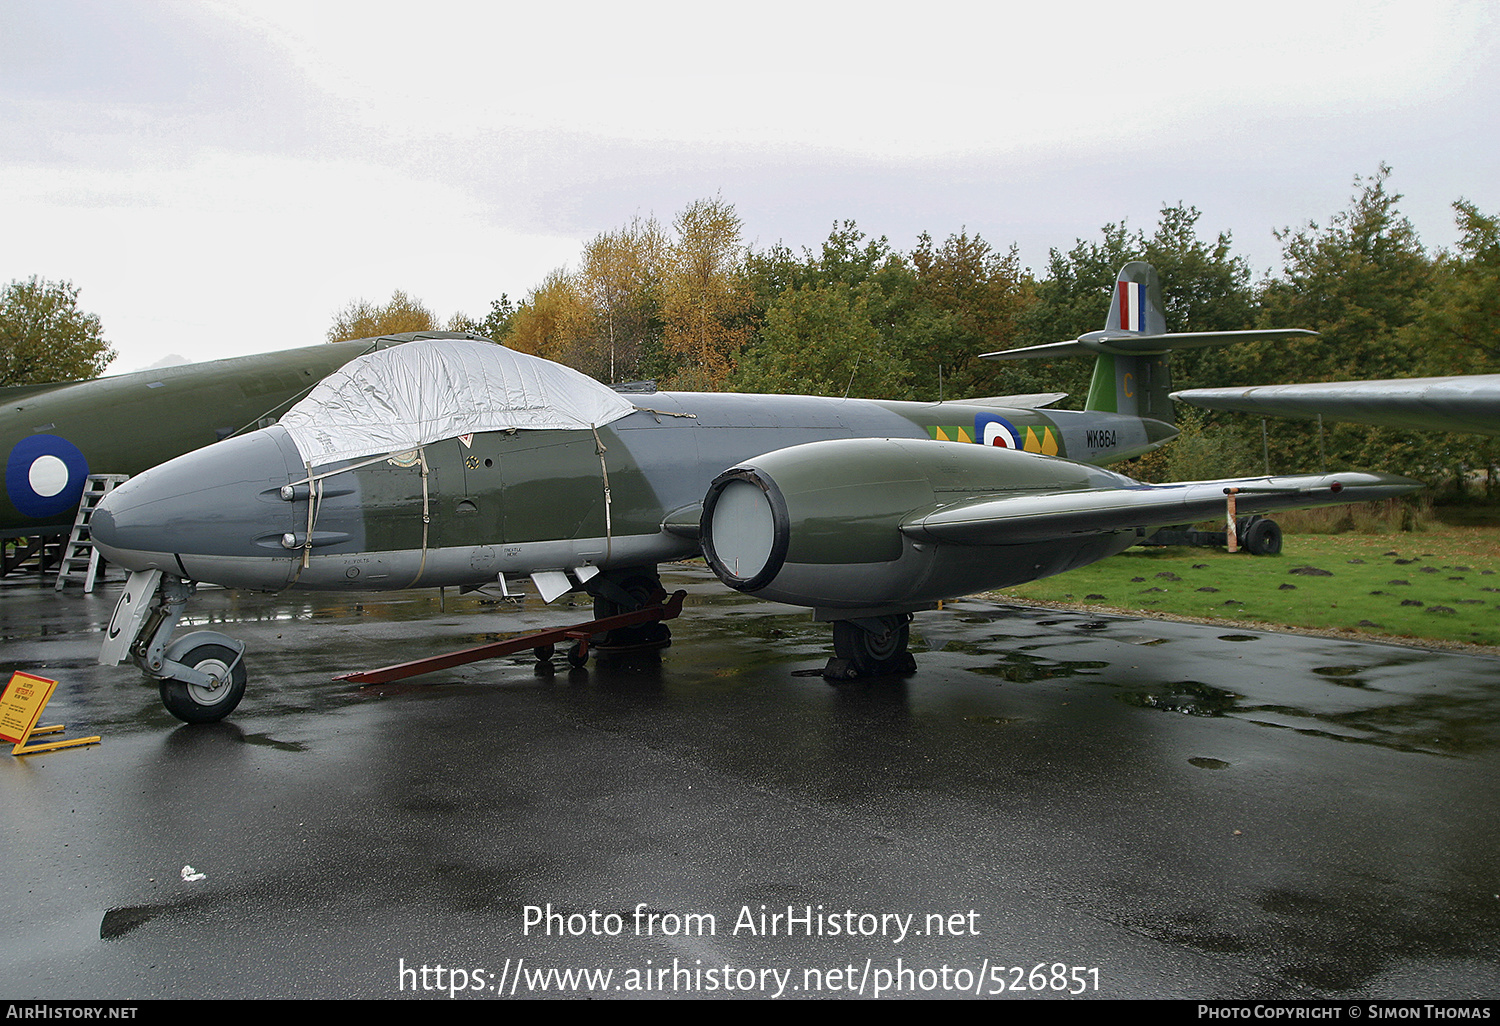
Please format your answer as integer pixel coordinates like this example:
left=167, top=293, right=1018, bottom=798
left=158, top=642, right=248, bottom=724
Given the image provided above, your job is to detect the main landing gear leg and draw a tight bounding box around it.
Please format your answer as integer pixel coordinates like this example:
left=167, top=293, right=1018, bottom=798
left=581, top=566, right=673, bottom=661
left=823, top=614, right=916, bottom=681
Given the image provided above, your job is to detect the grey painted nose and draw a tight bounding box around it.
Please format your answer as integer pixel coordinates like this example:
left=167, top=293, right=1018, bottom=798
left=93, top=427, right=307, bottom=588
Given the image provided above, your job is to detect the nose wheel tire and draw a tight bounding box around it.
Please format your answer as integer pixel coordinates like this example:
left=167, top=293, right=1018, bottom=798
left=158, top=643, right=247, bottom=724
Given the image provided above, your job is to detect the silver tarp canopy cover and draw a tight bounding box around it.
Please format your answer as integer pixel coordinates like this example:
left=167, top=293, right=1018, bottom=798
left=278, top=339, right=638, bottom=467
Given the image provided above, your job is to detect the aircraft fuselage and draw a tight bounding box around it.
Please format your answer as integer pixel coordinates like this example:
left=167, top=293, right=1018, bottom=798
left=91, top=390, right=1173, bottom=600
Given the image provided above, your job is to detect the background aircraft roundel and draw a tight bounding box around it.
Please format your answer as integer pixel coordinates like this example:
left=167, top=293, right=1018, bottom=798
left=5, top=434, right=89, bottom=519
left=977, top=413, right=1022, bottom=448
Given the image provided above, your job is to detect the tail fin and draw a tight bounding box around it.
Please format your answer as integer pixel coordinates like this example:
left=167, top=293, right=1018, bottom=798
left=981, top=262, right=1316, bottom=428
left=1104, top=260, right=1167, bottom=337
left=1086, top=262, right=1172, bottom=422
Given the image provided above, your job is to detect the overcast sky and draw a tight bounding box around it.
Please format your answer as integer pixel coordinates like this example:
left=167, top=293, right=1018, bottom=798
left=3, top=0, right=1498, bottom=373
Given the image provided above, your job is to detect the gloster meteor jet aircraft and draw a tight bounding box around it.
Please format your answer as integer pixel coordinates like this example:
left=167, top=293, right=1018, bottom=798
left=92, top=263, right=1418, bottom=723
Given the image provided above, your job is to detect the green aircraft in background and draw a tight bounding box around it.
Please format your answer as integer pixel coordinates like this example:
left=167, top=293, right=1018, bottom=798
left=0, top=333, right=449, bottom=542
left=90, top=264, right=1418, bottom=724
left=1173, top=376, right=1500, bottom=436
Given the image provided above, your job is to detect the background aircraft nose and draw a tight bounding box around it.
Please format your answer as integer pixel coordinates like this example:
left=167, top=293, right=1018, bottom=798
left=92, top=427, right=308, bottom=586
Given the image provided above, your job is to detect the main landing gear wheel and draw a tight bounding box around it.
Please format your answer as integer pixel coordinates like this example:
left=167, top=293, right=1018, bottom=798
left=592, top=571, right=662, bottom=620
left=590, top=568, right=672, bottom=652
left=1241, top=516, right=1283, bottom=556
left=158, top=643, right=247, bottom=724
left=827, top=615, right=916, bottom=680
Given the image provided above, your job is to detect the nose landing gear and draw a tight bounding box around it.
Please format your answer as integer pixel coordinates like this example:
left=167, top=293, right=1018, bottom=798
left=100, top=569, right=248, bottom=723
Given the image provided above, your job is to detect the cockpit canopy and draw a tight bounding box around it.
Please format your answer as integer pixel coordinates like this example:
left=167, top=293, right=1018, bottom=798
left=278, top=339, right=638, bottom=467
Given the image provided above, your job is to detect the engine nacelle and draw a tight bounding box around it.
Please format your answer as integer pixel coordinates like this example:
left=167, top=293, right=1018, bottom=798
left=698, top=437, right=1132, bottom=612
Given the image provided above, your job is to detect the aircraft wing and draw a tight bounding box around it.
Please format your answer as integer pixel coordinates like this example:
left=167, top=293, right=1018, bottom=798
left=900, top=472, right=1418, bottom=546
left=1171, top=376, right=1500, bottom=436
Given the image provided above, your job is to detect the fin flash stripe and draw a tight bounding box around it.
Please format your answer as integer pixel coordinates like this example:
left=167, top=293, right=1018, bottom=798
left=1119, top=280, right=1144, bottom=332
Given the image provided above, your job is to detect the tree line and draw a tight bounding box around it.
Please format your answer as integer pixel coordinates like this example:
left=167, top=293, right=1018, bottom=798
left=7, top=166, right=1497, bottom=489
left=423, top=167, right=1498, bottom=488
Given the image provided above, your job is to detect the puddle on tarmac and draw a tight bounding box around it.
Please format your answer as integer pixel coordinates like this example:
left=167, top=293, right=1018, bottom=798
left=964, top=715, right=1023, bottom=727
left=1310, top=665, right=1370, bottom=688
left=1116, top=680, right=1241, bottom=716
left=969, top=652, right=1110, bottom=684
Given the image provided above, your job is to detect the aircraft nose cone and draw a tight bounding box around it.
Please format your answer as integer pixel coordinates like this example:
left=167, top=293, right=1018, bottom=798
left=93, top=427, right=308, bottom=587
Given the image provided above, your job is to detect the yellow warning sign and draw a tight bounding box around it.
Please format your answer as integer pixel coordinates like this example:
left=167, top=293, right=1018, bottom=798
left=1, top=671, right=100, bottom=756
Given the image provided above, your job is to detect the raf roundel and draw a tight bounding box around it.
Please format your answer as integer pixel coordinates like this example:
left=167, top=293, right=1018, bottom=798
left=975, top=414, right=1022, bottom=449
left=5, top=434, right=90, bottom=519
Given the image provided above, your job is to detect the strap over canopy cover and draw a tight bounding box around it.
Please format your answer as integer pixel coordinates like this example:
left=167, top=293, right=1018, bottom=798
left=279, top=339, right=637, bottom=466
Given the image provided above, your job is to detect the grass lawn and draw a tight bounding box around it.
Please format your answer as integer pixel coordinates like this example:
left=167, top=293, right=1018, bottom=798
left=993, top=521, right=1500, bottom=649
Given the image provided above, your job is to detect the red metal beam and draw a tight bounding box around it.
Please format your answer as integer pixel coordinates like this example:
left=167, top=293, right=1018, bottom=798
left=333, top=590, right=687, bottom=684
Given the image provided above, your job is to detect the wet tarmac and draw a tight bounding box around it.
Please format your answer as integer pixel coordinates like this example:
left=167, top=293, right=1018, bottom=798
left=1, top=565, right=1497, bottom=1000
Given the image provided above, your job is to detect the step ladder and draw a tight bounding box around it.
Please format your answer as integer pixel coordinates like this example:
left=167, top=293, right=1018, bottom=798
left=54, top=474, right=130, bottom=593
